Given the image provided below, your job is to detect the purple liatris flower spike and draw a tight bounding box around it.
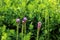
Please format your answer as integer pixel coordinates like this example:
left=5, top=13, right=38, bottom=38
left=23, top=17, right=27, bottom=22
left=16, top=18, right=20, bottom=23
left=37, top=22, right=42, bottom=28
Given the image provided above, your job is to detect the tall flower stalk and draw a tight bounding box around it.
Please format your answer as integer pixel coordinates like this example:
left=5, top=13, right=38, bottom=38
left=22, top=21, right=24, bottom=40
left=16, top=18, right=20, bottom=40
left=23, top=17, right=27, bottom=34
left=22, top=17, right=27, bottom=40
left=36, top=22, right=42, bottom=40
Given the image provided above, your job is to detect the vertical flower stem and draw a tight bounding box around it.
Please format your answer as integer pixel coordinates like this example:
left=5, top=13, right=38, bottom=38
left=23, top=17, right=27, bottom=35
left=48, top=10, right=49, bottom=40
left=23, top=23, right=26, bottom=35
left=16, top=24, right=19, bottom=40
left=25, top=23, right=26, bottom=34
left=22, top=24, right=23, bottom=40
left=36, top=28, right=40, bottom=40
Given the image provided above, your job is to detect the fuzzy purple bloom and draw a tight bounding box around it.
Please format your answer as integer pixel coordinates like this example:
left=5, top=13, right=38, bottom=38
left=37, top=22, right=42, bottom=28
left=16, top=18, right=20, bottom=23
left=23, top=17, right=27, bottom=22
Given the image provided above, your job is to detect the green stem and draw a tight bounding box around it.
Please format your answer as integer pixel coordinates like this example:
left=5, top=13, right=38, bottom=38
left=23, top=23, right=26, bottom=35
left=48, top=9, right=49, bottom=40
left=22, top=24, right=23, bottom=40
left=36, top=28, right=40, bottom=40
left=25, top=23, right=26, bottom=34
left=16, top=24, right=19, bottom=40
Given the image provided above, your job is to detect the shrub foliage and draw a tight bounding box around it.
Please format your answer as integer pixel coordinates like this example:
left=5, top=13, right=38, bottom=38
left=0, top=0, right=60, bottom=40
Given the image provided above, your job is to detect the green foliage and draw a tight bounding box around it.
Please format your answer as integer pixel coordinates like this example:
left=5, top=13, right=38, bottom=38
left=24, top=32, right=32, bottom=40
left=0, top=0, right=60, bottom=40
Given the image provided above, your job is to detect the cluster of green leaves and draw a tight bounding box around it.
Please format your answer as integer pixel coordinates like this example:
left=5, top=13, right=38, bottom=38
left=0, top=0, right=60, bottom=40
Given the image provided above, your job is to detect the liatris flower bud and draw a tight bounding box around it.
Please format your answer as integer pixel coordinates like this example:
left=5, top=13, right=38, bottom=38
left=16, top=18, right=20, bottom=40
left=23, top=17, right=27, bottom=22
left=22, top=20, right=25, bottom=24
left=36, top=22, right=42, bottom=40
left=16, top=18, right=20, bottom=23
left=37, top=22, right=42, bottom=28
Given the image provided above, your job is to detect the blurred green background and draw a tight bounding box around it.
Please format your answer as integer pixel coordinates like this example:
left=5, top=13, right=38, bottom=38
left=0, top=0, right=60, bottom=40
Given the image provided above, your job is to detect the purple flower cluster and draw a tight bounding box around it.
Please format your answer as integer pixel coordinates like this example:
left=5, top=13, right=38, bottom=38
left=23, top=17, right=27, bottom=22
left=16, top=18, right=20, bottom=23
left=16, top=17, right=42, bottom=28
left=22, top=17, right=27, bottom=23
left=37, top=22, right=42, bottom=28
left=16, top=17, right=27, bottom=24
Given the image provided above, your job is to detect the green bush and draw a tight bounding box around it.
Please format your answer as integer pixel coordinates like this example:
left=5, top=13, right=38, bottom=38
left=0, top=0, right=60, bottom=40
